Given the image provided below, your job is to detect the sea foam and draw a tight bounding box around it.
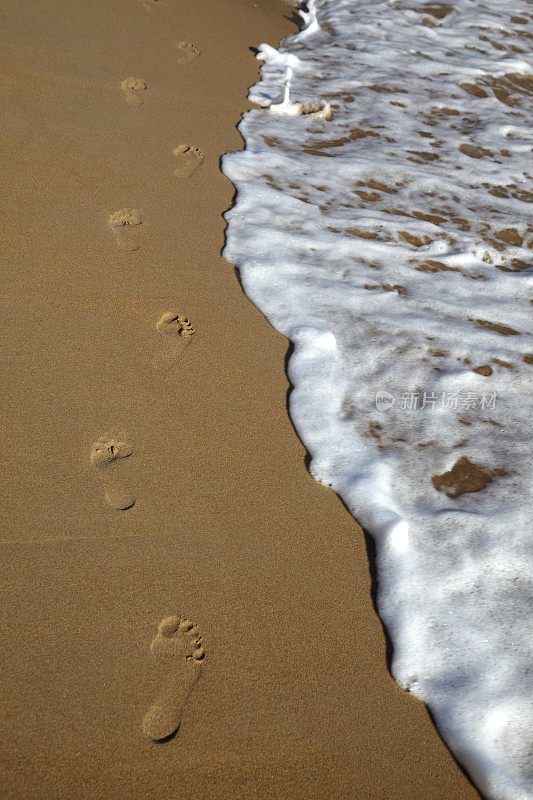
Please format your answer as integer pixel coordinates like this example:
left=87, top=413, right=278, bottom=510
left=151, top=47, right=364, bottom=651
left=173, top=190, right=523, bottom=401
left=223, top=1, right=533, bottom=797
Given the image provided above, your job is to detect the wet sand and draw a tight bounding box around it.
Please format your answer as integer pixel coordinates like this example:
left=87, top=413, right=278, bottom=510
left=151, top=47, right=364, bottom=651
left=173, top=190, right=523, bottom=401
left=0, top=0, right=482, bottom=797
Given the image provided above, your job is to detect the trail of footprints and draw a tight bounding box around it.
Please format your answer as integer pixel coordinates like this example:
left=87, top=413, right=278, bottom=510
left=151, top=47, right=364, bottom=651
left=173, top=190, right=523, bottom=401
left=98, top=19, right=205, bottom=743
left=89, top=313, right=195, bottom=503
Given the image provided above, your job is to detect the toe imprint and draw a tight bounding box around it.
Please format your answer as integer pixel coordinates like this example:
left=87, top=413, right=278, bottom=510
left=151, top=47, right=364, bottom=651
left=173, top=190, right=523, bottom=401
left=173, top=145, right=203, bottom=179
left=175, top=42, right=201, bottom=64
left=158, top=616, right=181, bottom=636
left=91, top=438, right=133, bottom=468
left=108, top=208, right=142, bottom=228
left=178, top=317, right=195, bottom=337
left=156, top=312, right=195, bottom=338
left=150, top=616, right=205, bottom=663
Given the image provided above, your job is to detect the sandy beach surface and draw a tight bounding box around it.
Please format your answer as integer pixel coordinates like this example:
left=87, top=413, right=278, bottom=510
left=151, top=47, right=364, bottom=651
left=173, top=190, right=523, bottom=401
left=0, top=0, right=483, bottom=797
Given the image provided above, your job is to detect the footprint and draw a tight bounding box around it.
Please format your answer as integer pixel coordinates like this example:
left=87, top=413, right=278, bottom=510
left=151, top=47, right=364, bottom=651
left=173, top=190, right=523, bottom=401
left=121, top=77, right=147, bottom=106
left=152, top=312, right=195, bottom=371
left=108, top=208, right=143, bottom=252
left=142, top=616, right=205, bottom=741
left=175, top=42, right=200, bottom=65
left=173, top=145, right=204, bottom=179
left=90, top=437, right=136, bottom=510
left=137, top=0, right=157, bottom=11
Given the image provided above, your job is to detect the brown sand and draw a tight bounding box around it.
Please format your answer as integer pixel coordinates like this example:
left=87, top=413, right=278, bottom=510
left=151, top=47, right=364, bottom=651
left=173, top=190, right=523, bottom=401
left=0, top=0, right=481, bottom=797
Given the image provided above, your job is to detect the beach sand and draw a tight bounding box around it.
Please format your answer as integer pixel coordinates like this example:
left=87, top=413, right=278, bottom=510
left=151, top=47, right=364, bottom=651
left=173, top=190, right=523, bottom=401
left=0, top=0, right=482, bottom=797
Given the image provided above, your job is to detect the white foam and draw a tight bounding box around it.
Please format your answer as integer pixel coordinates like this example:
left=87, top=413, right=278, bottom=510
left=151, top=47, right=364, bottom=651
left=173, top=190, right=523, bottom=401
left=223, top=1, right=533, bottom=797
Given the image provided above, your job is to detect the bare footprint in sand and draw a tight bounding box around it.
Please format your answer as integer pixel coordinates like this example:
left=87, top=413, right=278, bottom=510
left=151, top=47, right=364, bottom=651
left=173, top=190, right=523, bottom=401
left=91, top=437, right=136, bottom=510
left=121, top=77, right=147, bottom=106
left=137, top=0, right=158, bottom=11
left=175, top=42, right=201, bottom=65
left=173, top=145, right=204, bottom=179
left=142, top=616, right=205, bottom=741
left=152, top=311, right=195, bottom=371
left=108, top=208, right=143, bottom=252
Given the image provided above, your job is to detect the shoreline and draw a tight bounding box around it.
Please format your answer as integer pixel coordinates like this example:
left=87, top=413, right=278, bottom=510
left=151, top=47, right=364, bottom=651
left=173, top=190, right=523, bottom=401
left=0, top=0, right=481, bottom=797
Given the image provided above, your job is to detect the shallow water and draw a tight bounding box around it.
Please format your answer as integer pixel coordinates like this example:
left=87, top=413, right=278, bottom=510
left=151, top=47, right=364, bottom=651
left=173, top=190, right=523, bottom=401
left=223, top=1, right=533, bottom=798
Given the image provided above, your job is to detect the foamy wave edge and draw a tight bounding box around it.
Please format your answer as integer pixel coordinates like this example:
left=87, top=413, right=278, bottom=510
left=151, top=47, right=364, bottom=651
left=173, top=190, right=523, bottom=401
left=222, top=2, right=533, bottom=798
